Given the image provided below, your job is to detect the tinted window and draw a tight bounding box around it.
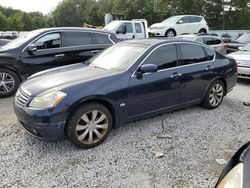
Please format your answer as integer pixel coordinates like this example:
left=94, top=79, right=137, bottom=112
left=180, top=16, right=190, bottom=23
left=33, top=33, right=61, bottom=50
left=92, top=33, right=112, bottom=44
left=180, top=44, right=207, bottom=65
left=204, top=47, right=215, bottom=61
left=135, top=23, right=142, bottom=33
left=117, top=23, right=133, bottom=33
left=143, top=44, right=178, bottom=70
left=204, top=37, right=222, bottom=45
left=197, top=16, right=203, bottom=22
left=189, top=16, right=199, bottom=23
left=64, top=32, right=92, bottom=46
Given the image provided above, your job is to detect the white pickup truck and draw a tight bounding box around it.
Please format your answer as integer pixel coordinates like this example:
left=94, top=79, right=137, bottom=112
left=103, top=19, right=149, bottom=40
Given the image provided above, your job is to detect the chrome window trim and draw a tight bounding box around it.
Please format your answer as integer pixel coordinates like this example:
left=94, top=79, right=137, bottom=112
left=131, top=41, right=216, bottom=78
left=22, top=30, right=114, bottom=53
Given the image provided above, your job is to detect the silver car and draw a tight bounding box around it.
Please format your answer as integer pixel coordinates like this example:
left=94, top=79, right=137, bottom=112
left=228, top=43, right=250, bottom=79
left=176, top=34, right=227, bottom=54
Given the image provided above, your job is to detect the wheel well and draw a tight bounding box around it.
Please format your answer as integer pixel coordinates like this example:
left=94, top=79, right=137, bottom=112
left=0, top=65, right=22, bottom=82
left=199, top=28, right=207, bottom=33
left=165, top=29, right=176, bottom=36
left=217, top=78, right=227, bottom=95
left=66, top=99, right=116, bottom=131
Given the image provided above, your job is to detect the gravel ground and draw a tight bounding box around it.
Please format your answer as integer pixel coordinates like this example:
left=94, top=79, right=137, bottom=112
left=0, top=80, right=250, bottom=188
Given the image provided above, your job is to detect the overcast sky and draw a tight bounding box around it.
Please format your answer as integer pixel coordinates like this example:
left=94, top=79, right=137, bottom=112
left=0, top=0, right=63, bottom=14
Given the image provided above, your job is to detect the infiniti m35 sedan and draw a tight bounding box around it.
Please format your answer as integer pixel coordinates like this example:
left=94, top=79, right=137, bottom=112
left=14, top=39, right=238, bottom=148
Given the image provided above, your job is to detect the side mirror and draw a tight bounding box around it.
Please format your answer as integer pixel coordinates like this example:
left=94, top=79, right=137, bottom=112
left=27, top=44, right=37, bottom=54
left=138, top=64, right=157, bottom=74
left=116, top=24, right=127, bottom=34
left=177, top=20, right=183, bottom=24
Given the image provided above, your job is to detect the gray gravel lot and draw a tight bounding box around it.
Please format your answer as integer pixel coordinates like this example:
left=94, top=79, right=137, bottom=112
left=0, top=80, right=250, bottom=188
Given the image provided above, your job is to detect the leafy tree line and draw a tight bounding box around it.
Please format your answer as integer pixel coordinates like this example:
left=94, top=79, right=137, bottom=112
left=0, top=0, right=249, bottom=31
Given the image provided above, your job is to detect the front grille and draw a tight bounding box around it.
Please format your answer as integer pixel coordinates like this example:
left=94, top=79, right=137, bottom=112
left=238, top=74, right=250, bottom=79
left=15, top=88, right=31, bottom=107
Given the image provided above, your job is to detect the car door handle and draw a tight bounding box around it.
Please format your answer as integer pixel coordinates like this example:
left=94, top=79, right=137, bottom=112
left=171, top=73, right=182, bottom=78
left=91, top=50, right=99, bottom=53
left=54, top=54, right=65, bottom=58
left=206, top=66, right=213, bottom=71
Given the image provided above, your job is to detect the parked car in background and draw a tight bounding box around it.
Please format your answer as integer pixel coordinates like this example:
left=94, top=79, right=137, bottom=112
left=216, top=142, right=250, bottom=188
left=225, top=32, right=250, bottom=54
left=103, top=19, right=149, bottom=40
left=221, top=33, right=232, bottom=43
left=0, top=39, right=11, bottom=47
left=14, top=39, right=237, bottom=148
left=148, top=15, right=209, bottom=37
left=228, top=43, right=250, bottom=79
left=176, top=34, right=227, bottom=54
left=0, top=27, right=119, bottom=97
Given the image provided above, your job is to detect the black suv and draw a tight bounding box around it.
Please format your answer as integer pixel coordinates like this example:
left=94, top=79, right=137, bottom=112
left=0, top=27, right=119, bottom=97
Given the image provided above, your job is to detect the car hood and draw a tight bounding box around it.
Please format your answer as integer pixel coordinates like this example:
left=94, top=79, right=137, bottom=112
left=228, top=51, right=250, bottom=61
left=22, top=63, right=119, bottom=96
left=150, top=23, right=169, bottom=28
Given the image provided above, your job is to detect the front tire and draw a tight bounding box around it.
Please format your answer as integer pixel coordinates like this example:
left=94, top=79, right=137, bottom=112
left=165, top=29, right=176, bottom=38
left=202, top=80, right=225, bottom=109
left=67, top=103, right=113, bottom=149
left=0, top=68, right=20, bottom=98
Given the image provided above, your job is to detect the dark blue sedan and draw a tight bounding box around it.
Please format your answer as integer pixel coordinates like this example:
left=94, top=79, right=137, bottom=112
left=14, top=39, right=238, bottom=148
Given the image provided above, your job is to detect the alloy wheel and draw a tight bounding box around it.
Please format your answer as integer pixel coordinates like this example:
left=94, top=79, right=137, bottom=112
left=209, top=83, right=224, bottom=107
left=75, top=110, right=109, bottom=145
left=0, top=72, right=15, bottom=94
left=167, top=31, right=175, bottom=38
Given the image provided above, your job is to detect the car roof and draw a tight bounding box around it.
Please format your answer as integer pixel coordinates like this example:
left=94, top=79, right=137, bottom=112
left=31, top=27, right=114, bottom=35
left=123, top=38, right=201, bottom=46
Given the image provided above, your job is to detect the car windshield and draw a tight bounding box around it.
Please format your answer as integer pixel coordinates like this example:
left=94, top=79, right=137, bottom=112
left=162, top=16, right=182, bottom=24
left=103, top=21, right=121, bottom=31
left=0, top=31, right=39, bottom=51
left=241, top=43, right=250, bottom=51
left=88, top=42, right=148, bottom=71
left=236, top=33, right=250, bottom=43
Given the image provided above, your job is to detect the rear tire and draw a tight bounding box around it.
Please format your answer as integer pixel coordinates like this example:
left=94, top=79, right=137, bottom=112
left=0, top=68, right=20, bottom=98
left=202, top=80, right=225, bottom=109
left=67, top=103, right=113, bottom=149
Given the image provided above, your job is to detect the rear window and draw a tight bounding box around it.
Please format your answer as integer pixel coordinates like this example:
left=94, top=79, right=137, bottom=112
left=92, top=33, right=112, bottom=44
left=203, top=37, right=222, bottom=45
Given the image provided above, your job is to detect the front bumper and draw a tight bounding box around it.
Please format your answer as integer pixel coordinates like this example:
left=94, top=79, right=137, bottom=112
left=14, top=103, right=67, bottom=141
left=148, top=29, right=166, bottom=37
left=238, top=66, right=250, bottom=79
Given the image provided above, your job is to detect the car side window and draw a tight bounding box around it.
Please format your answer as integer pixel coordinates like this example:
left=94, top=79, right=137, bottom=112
left=117, top=23, right=133, bottom=33
left=135, top=23, right=142, bottom=33
left=92, top=33, right=112, bottom=44
left=180, top=16, right=190, bottom=24
left=190, top=16, right=199, bottom=23
left=64, top=31, right=92, bottom=46
left=180, top=44, right=207, bottom=65
left=204, top=37, right=222, bottom=45
left=143, top=44, right=178, bottom=70
left=32, top=33, right=61, bottom=50
left=204, top=47, right=215, bottom=61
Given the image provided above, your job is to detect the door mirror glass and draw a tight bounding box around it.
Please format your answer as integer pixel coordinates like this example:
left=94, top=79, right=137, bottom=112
left=139, top=64, right=157, bottom=74
left=27, top=44, right=37, bottom=53
left=116, top=24, right=127, bottom=34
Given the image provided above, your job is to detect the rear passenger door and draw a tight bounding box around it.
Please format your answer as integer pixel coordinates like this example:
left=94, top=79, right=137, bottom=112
left=177, top=43, right=216, bottom=103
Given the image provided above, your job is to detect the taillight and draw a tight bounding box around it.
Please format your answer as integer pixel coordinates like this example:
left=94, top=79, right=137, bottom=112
left=224, top=43, right=228, bottom=49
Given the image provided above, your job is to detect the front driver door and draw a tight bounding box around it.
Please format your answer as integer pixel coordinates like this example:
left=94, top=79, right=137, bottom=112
left=128, top=44, right=183, bottom=117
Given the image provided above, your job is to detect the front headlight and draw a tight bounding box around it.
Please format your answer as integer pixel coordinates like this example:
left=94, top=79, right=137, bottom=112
left=156, top=26, right=165, bottom=30
left=29, top=91, right=67, bottom=109
left=217, top=163, right=243, bottom=188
